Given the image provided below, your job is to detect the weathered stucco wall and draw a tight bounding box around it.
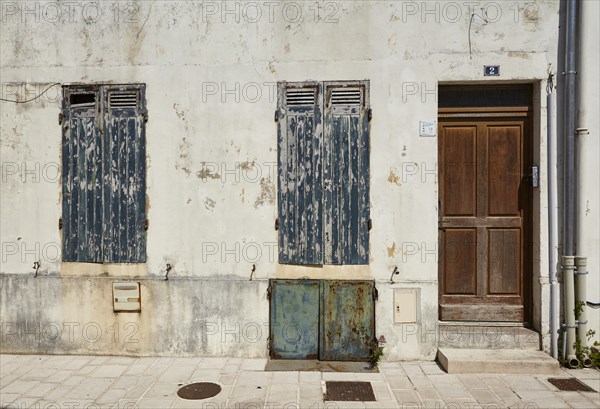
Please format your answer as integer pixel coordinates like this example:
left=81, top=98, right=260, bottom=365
left=0, top=1, right=568, bottom=359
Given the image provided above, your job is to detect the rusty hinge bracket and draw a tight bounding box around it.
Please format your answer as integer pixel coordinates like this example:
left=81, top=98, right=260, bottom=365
left=368, top=219, right=372, bottom=231
left=266, top=285, right=272, bottom=300
left=274, top=110, right=279, bottom=122
left=58, top=218, right=63, bottom=230
left=368, top=108, right=373, bottom=122
left=372, top=286, right=379, bottom=301
left=143, top=111, right=148, bottom=123
left=145, top=219, right=149, bottom=230
left=275, top=218, right=279, bottom=231
left=58, top=113, right=63, bottom=125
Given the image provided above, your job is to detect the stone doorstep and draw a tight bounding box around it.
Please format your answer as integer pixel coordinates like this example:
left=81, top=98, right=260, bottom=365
left=436, top=323, right=541, bottom=350
left=437, top=348, right=561, bottom=375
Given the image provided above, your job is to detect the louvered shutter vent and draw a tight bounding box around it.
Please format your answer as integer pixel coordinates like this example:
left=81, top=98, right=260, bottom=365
left=286, top=88, right=317, bottom=106
left=109, top=91, right=138, bottom=109
left=330, top=88, right=362, bottom=106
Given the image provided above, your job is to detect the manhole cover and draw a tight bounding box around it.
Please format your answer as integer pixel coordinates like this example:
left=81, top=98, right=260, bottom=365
left=548, top=378, right=596, bottom=392
left=325, top=381, right=376, bottom=401
left=177, top=382, right=222, bottom=400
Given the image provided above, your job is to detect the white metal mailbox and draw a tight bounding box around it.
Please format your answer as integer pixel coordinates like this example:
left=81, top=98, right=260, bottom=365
left=112, top=282, right=141, bottom=312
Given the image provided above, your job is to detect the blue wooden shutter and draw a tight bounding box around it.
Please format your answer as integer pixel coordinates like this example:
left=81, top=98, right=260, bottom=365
left=324, top=82, right=370, bottom=264
left=61, top=87, right=103, bottom=262
left=277, top=82, right=324, bottom=265
left=103, top=85, right=147, bottom=263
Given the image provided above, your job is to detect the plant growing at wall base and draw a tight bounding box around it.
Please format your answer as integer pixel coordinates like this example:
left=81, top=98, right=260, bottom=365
left=557, top=328, right=565, bottom=365
left=574, top=300, right=585, bottom=320
left=369, top=335, right=386, bottom=368
left=573, top=337, right=589, bottom=367
left=573, top=329, right=597, bottom=368
left=590, top=341, right=600, bottom=368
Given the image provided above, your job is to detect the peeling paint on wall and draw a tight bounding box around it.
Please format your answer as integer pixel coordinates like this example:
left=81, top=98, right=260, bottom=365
left=176, top=136, right=191, bottom=175
left=196, top=167, right=221, bottom=180
left=204, top=197, right=216, bottom=211
left=388, top=168, right=401, bottom=186
left=254, top=178, right=275, bottom=208
left=387, top=242, right=397, bottom=257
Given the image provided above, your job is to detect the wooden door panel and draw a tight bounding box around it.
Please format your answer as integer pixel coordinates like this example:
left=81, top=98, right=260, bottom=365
left=440, top=304, right=523, bottom=321
left=442, top=126, right=477, bottom=217
left=488, top=125, right=522, bottom=216
left=488, top=229, right=521, bottom=295
left=439, top=115, right=531, bottom=322
left=442, top=229, right=477, bottom=295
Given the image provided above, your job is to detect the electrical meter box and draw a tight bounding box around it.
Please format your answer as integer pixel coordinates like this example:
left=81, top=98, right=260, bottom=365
left=394, top=288, right=418, bottom=323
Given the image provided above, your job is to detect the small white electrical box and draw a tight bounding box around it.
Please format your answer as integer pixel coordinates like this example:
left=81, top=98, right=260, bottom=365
left=419, top=121, right=437, bottom=137
left=394, top=289, right=417, bottom=323
left=112, top=282, right=141, bottom=312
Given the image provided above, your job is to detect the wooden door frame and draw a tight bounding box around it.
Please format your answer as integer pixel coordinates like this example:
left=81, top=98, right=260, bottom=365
left=437, top=104, right=534, bottom=324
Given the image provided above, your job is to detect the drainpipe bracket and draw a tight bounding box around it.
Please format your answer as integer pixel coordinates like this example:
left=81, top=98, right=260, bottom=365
left=561, top=262, right=575, bottom=270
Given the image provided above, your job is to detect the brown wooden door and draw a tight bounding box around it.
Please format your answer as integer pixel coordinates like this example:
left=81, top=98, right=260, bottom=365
left=438, top=114, right=532, bottom=322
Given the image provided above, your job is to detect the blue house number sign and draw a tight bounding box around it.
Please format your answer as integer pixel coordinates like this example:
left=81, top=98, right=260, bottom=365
left=484, top=66, right=500, bottom=76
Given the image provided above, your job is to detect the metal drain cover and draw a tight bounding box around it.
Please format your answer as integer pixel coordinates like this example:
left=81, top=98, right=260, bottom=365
left=325, top=381, right=376, bottom=401
left=177, top=382, right=222, bottom=400
left=548, top=378, right=596, bottom=392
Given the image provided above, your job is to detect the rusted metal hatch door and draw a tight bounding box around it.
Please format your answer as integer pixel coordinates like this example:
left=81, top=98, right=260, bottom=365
left=319, top=280, right=375, bottom=361
left=269, top=280, right=319, bottom=359
left=269, top=279, right=375, bottom=361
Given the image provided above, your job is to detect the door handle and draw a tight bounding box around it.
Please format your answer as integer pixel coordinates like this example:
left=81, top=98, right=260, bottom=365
left=529, top=165, right=539, bottom=188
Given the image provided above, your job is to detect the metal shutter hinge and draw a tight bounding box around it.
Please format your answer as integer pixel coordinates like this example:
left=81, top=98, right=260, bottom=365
left=58, top=113, right=63, bottom=125
left=266, top=285, right=272, bottom=300
left=368, top=108, right=373, bottom=121
left=368, top=219, right=372, bottom=230
left=143, top=112, right=148, bottom=123
left=372, top=286, right=379, bottom=301
left=275, top=218, right=279, bottom=230
left=145, top=219, right=149, bottom=230
left=274, top=110, right=279, bottom=122
left=59, top=218, right=63, bottom=230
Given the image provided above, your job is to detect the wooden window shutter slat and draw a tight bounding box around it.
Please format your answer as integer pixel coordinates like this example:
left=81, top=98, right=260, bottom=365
left=61, top=86, right=103, bottom=262
left=323, top=81, right=370, bottom=264
left=103, top=85, right=147, bottom=263
left=277, top=82, right=324, bottom=265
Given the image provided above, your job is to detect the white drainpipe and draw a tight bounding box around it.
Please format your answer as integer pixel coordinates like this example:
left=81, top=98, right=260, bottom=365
left=547, top=76, right=559, bottom=359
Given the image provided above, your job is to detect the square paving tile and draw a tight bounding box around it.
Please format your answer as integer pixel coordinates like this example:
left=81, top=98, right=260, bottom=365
left=90, top=364, right=128, bottom=378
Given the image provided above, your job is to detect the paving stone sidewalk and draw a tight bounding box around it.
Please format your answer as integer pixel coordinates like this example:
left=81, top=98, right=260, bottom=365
left=1, top=354, right=599, bottom=409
